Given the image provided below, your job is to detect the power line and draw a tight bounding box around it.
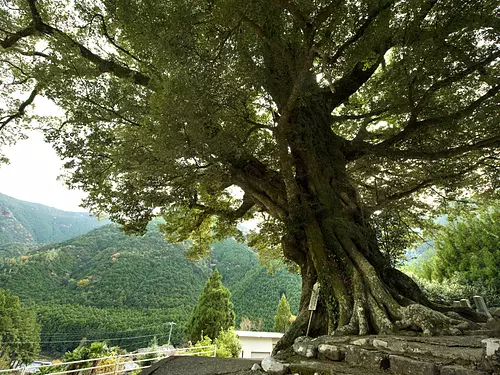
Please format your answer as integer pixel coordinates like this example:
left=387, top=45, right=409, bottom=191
left=1, top=332, right=168, bottom=345
left=0, top=322, right=173, bottom=338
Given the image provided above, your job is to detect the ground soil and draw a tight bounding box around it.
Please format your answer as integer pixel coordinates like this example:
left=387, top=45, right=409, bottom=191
left=139, top=356, right=264, bottom=375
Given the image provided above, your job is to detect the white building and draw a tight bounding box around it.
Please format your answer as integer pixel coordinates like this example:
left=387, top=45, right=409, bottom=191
left=235, top=331, right=284, bottom=359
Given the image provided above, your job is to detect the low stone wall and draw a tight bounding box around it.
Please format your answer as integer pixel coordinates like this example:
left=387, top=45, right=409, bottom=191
left=263, top=334, right=500, bottom=375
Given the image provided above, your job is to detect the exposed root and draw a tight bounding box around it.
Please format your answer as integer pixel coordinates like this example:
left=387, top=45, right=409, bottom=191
left=395, top=304, right=479, bottom=336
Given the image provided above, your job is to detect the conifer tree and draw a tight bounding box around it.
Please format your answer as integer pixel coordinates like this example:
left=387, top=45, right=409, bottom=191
left=187, top=270, right=235, bottom=342
left=0, top=289, right=40, bottom=367
left=273, top=295, right=292, bottom=333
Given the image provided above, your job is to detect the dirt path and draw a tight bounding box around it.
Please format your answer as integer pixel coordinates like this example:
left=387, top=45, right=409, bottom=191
left=140, top=356, right=263, bottom=375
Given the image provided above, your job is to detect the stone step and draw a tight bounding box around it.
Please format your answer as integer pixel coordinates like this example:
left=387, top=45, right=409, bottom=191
left=281, top=335, right=499, bottom=375
left=287, top=359, right=388, bottom=375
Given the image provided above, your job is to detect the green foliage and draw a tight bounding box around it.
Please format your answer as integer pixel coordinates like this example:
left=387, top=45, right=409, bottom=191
left=0, top=0, right=497, bottom=266
left=0, top=289, right=40, bottom=367
left=39, top=342, right=120, bottom=375
left=189, top=336, right=214, bottom=357
left=403, top=202, right=500, bottom=305
left=273, top=294, right=292, bottom=333
left=187, top=270, right=235, bottom=342
left=190, top=327, right=241, bottom=358
left=213, top=328, right=241, bottom=358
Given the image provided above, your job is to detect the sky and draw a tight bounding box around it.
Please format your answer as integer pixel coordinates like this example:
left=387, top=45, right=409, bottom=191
left=0, top=131, right=87, bottom=212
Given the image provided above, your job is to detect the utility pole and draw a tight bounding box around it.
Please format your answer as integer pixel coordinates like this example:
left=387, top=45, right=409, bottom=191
left=167, top=322, right=176, bottom=347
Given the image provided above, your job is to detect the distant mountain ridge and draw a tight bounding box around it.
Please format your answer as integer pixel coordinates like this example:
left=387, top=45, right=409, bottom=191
left=0, top=221, right=301, bottom=353
left=0, top=192, right=105, bottom=252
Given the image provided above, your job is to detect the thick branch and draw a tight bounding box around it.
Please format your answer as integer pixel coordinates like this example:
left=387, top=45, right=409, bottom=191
left=369, top=84, right=500, bottom=152
left=367, top=166, right=480, bottom=213
left=15, top=0, right=152, bottom=86
left=367, top=135, right=500, bottom=161
left=326, top=58, right=383, bottom=111
left=240, top=16, right=285, bottom=55
left=229, top=156, right=288, bottom=220
left=189, top=193, right=255, bottom=221
left=0, top=87, right=38, bottom=131
left=275, top=0, right=309, bottom=31
left=1, top=25, right=37, bottom=48
left=325, top=0, right=394, bottom=67
left=414, top=50, right=500, bottom=113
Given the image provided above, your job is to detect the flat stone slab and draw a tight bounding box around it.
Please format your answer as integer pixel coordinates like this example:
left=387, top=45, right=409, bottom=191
left=389, top=355, right=439, bottom=375
left=139, top=356, right=261, bottom=375
left=288, top=360, right=388, bottom=375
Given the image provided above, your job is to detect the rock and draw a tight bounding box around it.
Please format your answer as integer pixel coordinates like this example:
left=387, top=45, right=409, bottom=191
left=485, top=316, right=500, bottom=331
left=481, top=338, right=500, bottom=372
left=440, top=365, right=488, bottom=375
left=261, top=356, right=288, bottom=375
left=389, top=355, right=439, bottom=375
left=490, top=307, right=500, bottom=318
left=293, top=337, right=318, bottom=358
left=352, top=338, right=369, bottom=346
left=317, top=344, right=344, bottom=361
left=345, top=345, right=389, bottom=370
left=251, top=363, right=262, bottom=371
left=372, top=339, right=388, bottom=349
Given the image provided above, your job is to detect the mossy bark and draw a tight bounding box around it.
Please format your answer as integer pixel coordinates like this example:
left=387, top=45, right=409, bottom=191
left=272, top=100, right=484, bottom=354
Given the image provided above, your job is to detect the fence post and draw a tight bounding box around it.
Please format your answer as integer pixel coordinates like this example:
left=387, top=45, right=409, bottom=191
left=213, top=345, right=217, bottom=358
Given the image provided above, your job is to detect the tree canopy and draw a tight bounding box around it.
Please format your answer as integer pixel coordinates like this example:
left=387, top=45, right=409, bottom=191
left=1, top=0, right=498, bottom=346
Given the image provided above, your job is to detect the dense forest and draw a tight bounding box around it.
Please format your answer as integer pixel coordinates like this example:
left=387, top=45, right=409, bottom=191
left=0, top=198, right=301, bottom=355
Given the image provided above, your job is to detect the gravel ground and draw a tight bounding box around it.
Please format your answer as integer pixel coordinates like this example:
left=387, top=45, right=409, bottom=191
left=139, top=356, right=264, bottom=375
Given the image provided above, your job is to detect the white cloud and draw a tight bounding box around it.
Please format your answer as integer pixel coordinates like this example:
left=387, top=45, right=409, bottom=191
left=0, top=131, right=87, bottom=212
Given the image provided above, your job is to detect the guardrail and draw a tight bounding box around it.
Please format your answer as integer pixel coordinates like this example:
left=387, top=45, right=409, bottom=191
left=0, top=345, right=217, bottom=375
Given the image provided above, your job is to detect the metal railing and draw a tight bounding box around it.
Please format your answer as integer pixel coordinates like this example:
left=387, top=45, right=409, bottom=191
left=0, top=346, right=217, bottom=375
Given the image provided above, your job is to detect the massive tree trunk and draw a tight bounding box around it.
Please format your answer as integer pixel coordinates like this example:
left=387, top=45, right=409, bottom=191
left=272, top=97, right=484, bottom=353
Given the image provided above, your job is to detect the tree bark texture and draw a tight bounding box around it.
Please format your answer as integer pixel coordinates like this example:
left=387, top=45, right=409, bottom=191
left=271, top=98, right=485, bottom=353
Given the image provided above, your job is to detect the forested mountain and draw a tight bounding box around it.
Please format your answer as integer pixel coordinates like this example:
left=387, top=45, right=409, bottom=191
left=0, top=193, right=105, bottom=249
left=0, top=224, right=301, bottom=354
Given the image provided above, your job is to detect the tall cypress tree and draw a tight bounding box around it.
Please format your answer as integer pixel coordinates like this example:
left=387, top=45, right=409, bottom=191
left=187, top=270, right=235, bottom=342
left=273, top=294, right=292, bottom=333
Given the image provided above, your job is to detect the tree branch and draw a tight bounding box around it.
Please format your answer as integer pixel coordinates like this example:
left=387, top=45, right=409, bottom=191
left=94, top=14, right=144, bottom=64
left=1, top=25, right=37, bottom=49
left=0, top=87, right=38, bottom=131
left=313, top=0, right=343, bottom=29
left=367, top=166, right=479, bottom=213
left=275, top=0, right=309, bottom=31
left=331, top=106, right=393, bottom=122
left=352, top=133, right=500, bottom=162
left=240, top=15, right=285, bottom=55
left=12, top=0, right=152, bottom=87
left=414, top=50, right=500, bottom=113
left=324, top=0, right=394, bottom=66
left=370, top=84, right=499, bottom=152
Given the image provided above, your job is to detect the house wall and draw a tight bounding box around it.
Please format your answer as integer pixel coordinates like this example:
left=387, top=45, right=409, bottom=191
left=236, top=333, right=283, bottom=359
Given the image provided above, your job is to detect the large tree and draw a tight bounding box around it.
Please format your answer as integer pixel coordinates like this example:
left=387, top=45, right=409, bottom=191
left=1, top=0, right=499, bottom=350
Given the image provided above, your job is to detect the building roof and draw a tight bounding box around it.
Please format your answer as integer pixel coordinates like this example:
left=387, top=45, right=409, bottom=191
left=234, top=330, right=284, bottom=339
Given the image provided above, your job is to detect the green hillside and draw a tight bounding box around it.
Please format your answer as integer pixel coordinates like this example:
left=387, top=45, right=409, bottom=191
left=0, top=225, right=301, bottom=354
left=0, top=193, right=105, bottom=249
